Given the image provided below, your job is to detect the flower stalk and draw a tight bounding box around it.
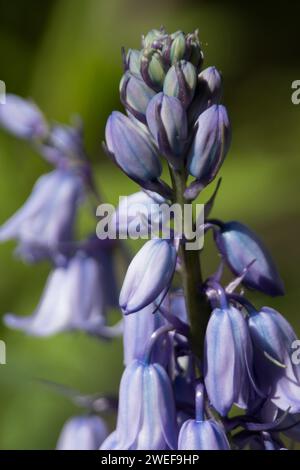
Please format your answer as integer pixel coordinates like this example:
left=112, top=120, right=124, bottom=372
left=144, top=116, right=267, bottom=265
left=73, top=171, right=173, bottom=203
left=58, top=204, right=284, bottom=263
left=170, top=166, right=211, bottom=362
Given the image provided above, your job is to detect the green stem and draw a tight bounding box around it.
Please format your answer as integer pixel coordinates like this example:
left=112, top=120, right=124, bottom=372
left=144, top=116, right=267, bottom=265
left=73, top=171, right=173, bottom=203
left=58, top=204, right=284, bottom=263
left=170, top=167, right=211, bottom=362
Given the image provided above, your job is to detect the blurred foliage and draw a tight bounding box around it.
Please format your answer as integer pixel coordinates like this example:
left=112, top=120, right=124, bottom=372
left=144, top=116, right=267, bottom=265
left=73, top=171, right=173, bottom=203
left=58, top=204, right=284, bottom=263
left=0, top=0, right=300, bottom=449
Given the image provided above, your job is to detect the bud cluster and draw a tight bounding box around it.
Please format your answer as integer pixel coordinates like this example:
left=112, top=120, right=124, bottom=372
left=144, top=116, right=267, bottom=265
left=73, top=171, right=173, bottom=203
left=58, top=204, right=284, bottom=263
left=106, top=27, right=230, bottom=197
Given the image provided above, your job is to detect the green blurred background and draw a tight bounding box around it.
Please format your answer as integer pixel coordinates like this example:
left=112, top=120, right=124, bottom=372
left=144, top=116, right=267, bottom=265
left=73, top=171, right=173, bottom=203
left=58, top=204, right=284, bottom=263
left=0, top=0, right=299, bottom=449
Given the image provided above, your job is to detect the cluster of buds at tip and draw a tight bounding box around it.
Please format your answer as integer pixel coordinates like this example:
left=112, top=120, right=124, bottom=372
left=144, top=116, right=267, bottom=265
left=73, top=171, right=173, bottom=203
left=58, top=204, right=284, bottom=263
left=106, top=27, right=229, bottom=199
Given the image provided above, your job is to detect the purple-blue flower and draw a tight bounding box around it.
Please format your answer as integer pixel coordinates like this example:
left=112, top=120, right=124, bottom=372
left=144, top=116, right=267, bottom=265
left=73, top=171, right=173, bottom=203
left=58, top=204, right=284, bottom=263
left=40, top=122, right=86, bottom=165
left=4, top=250, right=120, bottom=338
left=0, top=94, right=48, bottom=140
left=119, top=238, right=177, bottom=314
left=248, top=307, right=300, bottom=413
left=146, top=92, right=188, bottom=166
left=187, top=104, right=231, bottom=185
left=189, top=66, right=222, bottom=124
left=56, top=415, right=108, bottom=450
left=0, top=169, right=84, bottom=262
left=100, top=360, right=178, bottom=450
left=215, top=221, right=285, bottom=296
left=178, top=384, right=230, bottom=450
left=120, top=72, right=156, bottom=123
left=105, top=111, right=162, bottom=183
left=204, top=304, right=255, bottom=416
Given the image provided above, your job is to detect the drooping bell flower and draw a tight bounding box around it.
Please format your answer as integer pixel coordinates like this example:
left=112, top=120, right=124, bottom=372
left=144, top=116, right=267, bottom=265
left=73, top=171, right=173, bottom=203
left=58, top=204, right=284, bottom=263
left=100, top=360, right=178, bottom=450
left=119, top=238, right=177, bottom=314
left=120, top=72, right=156, bottom=123
left=215, top=221, right=284, bottom=296
left=163, top=60, right=197, bottom=108
left=146, top=92, right=188, bottom=167
left=248, top=307, right=300, bottom=413
left=178, top=383, right=230, bottom=450
left=204, top=303, right=255, bottom=416
left=4, top=250, right=120, bottom=338
left=56, top=415, right=108, bottom=450
left=187, top=105, right=231, bottom=185
left=0, top=94, right=48, bottom=140
left=105, top=111, right=162, bottom=183
left=0, top=169, right=84, bottom=262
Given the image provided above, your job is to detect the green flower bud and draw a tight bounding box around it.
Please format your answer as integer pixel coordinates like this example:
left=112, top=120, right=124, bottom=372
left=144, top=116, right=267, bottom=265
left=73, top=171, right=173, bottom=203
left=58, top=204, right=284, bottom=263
left=141, top=48, right=165, bottom=90
left=169, top=31, right=186, bottom=64
left=186, top=31, right=204, bottom=69
left=163, top=60, right=197, bottom=108
left=142, top=29, right=166, bottom=48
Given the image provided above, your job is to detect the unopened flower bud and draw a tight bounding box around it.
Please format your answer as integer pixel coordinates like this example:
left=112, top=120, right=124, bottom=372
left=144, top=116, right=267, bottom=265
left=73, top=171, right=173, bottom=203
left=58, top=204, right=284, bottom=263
left=163, top=60, right=197, bottom=108
left=119, top=238, right=177, bottom=314
left=125, top=49, right=142, bottom=77
left=215, top=221, right=285, bottom=296
left=142, top=28, right=166, bottom=48
left=146, top=92, right=188, bottom=167
left=189, top=66, right=223, bottom=124
left=120, top=72, right=156, bottom=123
left=169, top=31, right=186, bottom=64
left=187, top=104, right=231, bottom=185
left=185, top=31, right=204, bottom=69
left=141, top=48, right=166, bottom=90
left=105, top=111, right=161, bottom=183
